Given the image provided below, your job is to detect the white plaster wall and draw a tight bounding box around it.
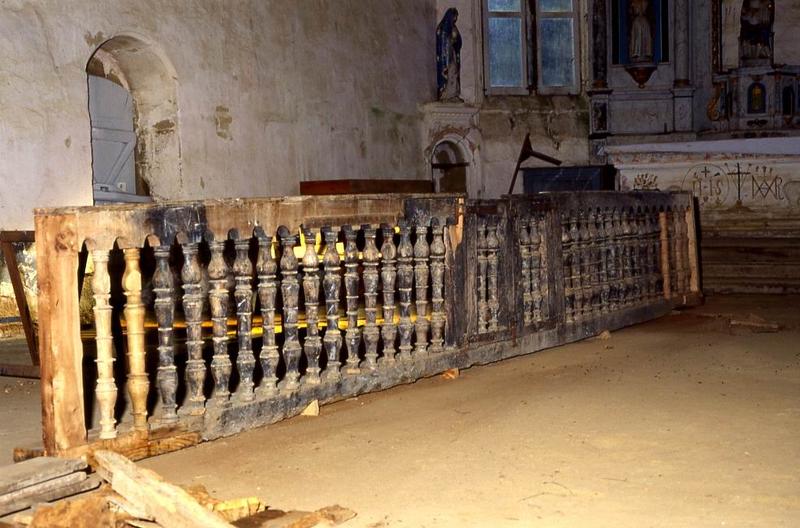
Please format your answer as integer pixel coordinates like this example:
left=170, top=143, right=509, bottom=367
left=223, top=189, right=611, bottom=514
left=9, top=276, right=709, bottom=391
left=773, top=1, right=800, bottom=66
left=0, top=0, right=437, bottom=230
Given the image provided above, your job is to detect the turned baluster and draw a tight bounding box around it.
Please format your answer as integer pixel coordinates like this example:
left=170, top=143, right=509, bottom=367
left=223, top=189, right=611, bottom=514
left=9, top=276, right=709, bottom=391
left=342, top=226, right=361, bottom=373
left=256, top=232, right=280, bottom=395
left=636, top=210, right=648, bottom=303
left=380, top=224, right=398, bottom=363
left=586, top=208, right=601, bottom=317
left=530, top=216, right=544, bottom=323
left=570, top=212, right=583, bottom=321
left=122, top=247, right=148, bottom=431
left=181, top=241, right=206, bottom=415
left=606, top=209, right=620, bottom=311
left=669, top=209, right=679, bottom=295
left=477, top=218, right=489, bottom=333
left=362, top=225, right=381, bottom=368
left=153, top=245, right=178, bottom=423
left=519, top=218, right=532, bottom=325
left=561, top=213, right=575, bottom=324
left=232, top=234, right=255, bottom=402
left=397, top=222, right=414, bottom=359
left=649, top=211, right=662, bottom=299
left=486, top=218, right=500, bottom=332
left=621, top=209, right=634, bottom=307
left=322, top=227, right=342, bottom=379
left=429, top=218, right=446, bottom=352
left=676, top=208, right=689, bottom=293
left=302, top=227, right=323, bottom=383
left=629, top=210, right=641, bottom=304
left=597, top=210, right=611, bottom=314
left=92, top=248, right=117, bottom=438
left=279, top=227, right=302, bottom=391
left=207, top=239, right=231, bottom=405
left=413, top=223, right=431, bottom=355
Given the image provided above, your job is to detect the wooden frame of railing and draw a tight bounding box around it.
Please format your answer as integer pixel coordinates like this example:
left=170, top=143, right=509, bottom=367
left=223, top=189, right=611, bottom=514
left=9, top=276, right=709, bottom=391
left=34, top=191, right=700, bottom=458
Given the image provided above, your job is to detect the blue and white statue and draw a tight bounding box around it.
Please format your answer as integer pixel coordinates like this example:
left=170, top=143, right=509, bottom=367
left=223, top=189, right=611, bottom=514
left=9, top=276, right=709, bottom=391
left=436, top=8, right=462, bottom=101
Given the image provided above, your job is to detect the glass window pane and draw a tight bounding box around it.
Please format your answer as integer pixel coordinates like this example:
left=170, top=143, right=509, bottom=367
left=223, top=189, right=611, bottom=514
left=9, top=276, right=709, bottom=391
left=539, top=0, right=573, bottom=12
left=488, top=17, right=524, bottom=87
left=539, top=17, right=575, bottom=87
left=488, top=0, right=521, bottom=12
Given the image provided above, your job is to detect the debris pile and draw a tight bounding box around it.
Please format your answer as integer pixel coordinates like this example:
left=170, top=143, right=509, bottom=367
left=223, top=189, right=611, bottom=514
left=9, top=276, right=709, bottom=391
left=0, top=451, right=355, bottom=528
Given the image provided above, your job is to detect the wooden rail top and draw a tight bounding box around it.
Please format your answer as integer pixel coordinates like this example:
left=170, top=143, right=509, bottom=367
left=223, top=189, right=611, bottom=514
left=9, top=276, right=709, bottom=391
left=34, top=193, right=466, bottom=252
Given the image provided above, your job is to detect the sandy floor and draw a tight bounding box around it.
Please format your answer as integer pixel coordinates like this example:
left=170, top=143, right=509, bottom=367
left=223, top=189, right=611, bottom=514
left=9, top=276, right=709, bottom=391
left=2, top=295, right=799, bottom=526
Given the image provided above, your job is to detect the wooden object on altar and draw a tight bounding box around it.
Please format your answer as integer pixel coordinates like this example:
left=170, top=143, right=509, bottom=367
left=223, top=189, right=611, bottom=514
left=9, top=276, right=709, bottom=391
left=300, top=179, right=433, bottom=196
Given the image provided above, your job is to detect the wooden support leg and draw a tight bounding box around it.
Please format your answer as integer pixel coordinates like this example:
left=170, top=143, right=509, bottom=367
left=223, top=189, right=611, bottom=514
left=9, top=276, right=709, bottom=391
left=1, top=241, right=39, bottom=366
left=35, top=215, right=86, bottom=454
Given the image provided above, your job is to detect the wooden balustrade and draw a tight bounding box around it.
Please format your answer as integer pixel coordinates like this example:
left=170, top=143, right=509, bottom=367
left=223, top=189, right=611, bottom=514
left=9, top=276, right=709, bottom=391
left=34, top=192, right=700, bottom=458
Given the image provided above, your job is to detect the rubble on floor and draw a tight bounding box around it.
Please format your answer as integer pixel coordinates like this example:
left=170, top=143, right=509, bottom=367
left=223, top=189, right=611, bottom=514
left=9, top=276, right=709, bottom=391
left=0, top=451, right=355, bottom=528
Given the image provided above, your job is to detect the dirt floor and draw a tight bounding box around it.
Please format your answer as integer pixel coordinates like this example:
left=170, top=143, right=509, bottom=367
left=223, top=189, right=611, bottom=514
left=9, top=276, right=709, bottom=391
left=2, top=294, right=799, bottom=526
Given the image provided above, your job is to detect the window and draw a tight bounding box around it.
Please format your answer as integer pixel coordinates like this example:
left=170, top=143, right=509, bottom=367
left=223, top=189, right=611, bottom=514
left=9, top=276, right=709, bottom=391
left=483, top=0, right=579, bottom=95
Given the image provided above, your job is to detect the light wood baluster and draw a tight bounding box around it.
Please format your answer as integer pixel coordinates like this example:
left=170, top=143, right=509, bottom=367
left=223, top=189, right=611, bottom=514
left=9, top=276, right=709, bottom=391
left=92, top=249, right=117, bottom=438
left=122, top=247, right=148, bottom=431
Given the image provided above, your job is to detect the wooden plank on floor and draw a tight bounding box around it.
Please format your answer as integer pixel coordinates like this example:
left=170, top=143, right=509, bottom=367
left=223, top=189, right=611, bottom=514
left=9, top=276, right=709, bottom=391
left=0, top=457, right=86, bottom=496
left=0, top=472, right=88, bottom=516
left=93, top=450, right=233, bottom=528
left=0, top=363, right=40, bottom=379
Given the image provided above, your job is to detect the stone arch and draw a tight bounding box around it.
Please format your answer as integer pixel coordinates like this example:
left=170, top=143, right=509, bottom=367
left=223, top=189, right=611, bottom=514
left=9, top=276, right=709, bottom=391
left=86, top=33, right=181, bottom=203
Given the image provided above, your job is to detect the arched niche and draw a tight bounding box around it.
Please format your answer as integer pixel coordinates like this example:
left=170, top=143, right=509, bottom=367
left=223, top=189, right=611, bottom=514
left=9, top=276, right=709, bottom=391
left=429, top=135, right=479, bottom=196
left=86, top=34, right=181, bottom=204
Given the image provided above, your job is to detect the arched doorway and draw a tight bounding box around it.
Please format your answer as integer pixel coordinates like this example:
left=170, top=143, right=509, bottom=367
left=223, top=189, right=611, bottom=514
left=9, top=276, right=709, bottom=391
left=431, top=139, right=469, bottom=193
left=86, top=35, right=181, bottom=204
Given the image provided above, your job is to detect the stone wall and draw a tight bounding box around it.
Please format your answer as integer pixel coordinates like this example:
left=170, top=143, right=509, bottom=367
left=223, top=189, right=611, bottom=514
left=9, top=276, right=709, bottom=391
left=0, top=0, right=437, bottom=232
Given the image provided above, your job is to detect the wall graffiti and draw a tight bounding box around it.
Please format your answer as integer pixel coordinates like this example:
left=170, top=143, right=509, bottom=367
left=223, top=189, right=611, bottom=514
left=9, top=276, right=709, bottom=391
left=682, top=164, right=729, bottom=206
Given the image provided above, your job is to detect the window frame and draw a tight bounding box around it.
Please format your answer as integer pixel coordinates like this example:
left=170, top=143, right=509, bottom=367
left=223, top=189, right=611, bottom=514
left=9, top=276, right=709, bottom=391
left=482, top=0, right=580, bottom=96
left=482, top=0, right=531, bottom=96
left=534, top=0, right=580, bottom=95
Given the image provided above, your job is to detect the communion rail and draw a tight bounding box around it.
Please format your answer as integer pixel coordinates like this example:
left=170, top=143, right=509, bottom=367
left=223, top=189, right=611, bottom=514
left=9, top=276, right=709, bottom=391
left=34, top=191, right=700, bottom=457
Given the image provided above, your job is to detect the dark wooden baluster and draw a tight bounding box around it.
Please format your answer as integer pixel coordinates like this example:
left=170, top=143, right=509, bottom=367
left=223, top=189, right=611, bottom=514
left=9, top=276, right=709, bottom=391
left=279, top=227, right=302, bottom=391
left=570, top=212, right=583, bottom=322
left=477, top=218, right=489, bottom=333
left=256, top=232, right=279, bottom=396
left=154, top=245, right=178, bottom=422
left=620, top=209, right=633, bottom=307
left=649, top=211, right=662, bottom=299
left=530, top=216, right=544, bottom=323
left=636, top=209, right=648, bottom=303
left=587, top=209, right=600, bottom=318
left=519, top=218, right=532, bottom=325
left=207, top=239, right=231, bottom=406
left=342, top=226, right=361, bottom=373
left=397, top=221, right=414, bottom=359
left=362, top=225, right=380, bottom=369
left=597, top=210, right=611, bottom=314
left=181, top=241, right=206, bottom=415
left=606, top=209, right=619, bottom=312
left=92, top=248, right=117, bottom=438
left=302, top=227, right=323, bottom=384
left=486, top=218, right=500, bottom=332
left=232, top=234, right=255, bottom=402
left=676, top=208, right=688, bottom=293
left=429, top=218, right=446, bottom=352
left=322, top=227, right=342, bottom=380
left=413, top=223, right=430, bottom=355
left=561, top=212, right=574, bottom=324
left=380, top=224, right=397, bottom=363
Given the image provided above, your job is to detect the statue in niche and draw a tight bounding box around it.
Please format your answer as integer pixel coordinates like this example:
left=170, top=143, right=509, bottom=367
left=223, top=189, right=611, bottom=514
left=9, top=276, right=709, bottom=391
left=739, top=0, right=773, bottom=63
left=628, top=0, right=654, bottom=64
left=748, top=82, right=766, bottom=113
left=436, top=8, right=462, bottom=102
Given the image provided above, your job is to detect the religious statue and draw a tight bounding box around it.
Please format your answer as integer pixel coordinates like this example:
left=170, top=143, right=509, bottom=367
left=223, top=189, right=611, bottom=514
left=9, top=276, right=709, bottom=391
left=436, top=8, right=462, bottom=102
left=628, top=0, right=653, bottom=64
left=739, top=0, right=773, bottom=64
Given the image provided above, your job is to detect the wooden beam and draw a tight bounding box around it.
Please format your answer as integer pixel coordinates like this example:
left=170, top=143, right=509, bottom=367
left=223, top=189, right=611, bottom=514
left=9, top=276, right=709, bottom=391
left=35, top=214, right=86, bottom=454
left=0, top=231, right=35, bottom=243
left=93, top=450, right=233, bottom=528
left=659, top=211, right=672, bottom=299
left=685, top=200, right=701, bottom=293
left=0, top=363, right=40, bottom=379
left=1, top=240, right=39, bottom=366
